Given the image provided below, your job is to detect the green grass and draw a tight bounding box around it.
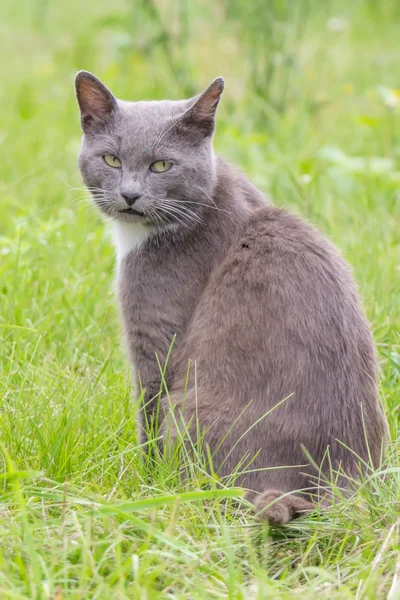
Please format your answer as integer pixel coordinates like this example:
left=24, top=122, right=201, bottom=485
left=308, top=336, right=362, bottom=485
left=1, top=0, right=400, bottom=597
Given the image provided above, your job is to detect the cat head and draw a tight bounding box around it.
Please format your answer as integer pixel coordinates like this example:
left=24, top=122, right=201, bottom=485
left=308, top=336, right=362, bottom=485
left=75, top=71, right=224, bottom=229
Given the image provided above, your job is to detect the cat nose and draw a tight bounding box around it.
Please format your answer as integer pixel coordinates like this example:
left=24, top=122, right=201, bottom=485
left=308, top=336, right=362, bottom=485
left=121, top=192, right=142, bottom=207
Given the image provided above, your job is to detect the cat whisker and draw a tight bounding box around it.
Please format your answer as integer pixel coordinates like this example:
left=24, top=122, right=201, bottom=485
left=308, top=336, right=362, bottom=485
left=96, top=199, right=115, bottom=203
left=71, top=198, right=92, bottom=208
left=155, top=205, right=193, bottom=231
left=71, top=189, right=103, bottom=199
left=156, top=201, right=202, bottom=228
left=152, top=119, right=181, bottom=153
left=57, top=173, right=107, bottom=195
left=70, top=195, right=110, bottom=209
left=160, top=199, right=203, bottom=224
left=148, top=208, right=165, bottom=230
left=193, top=185, right=230, bottom=214
left=56, top=172, right=87, bottom=192
left=70, top=194, right=90, bottom=203
left=194, top=184, right=217, bottom=206
left=169, top=197, right=229, bottom=215
left=70, top=199, right=103, bottom=218
left=155, top=207, right=188, bottom=229
left=88, top=134, right=120, bottom=153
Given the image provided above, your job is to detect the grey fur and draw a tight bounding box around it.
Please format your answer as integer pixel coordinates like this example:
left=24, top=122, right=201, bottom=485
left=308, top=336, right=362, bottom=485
left=75, top=72, right=387, bottom=525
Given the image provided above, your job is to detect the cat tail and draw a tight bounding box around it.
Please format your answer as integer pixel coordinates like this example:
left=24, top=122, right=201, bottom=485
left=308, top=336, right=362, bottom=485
left=249, top=489, right=315, bottom=526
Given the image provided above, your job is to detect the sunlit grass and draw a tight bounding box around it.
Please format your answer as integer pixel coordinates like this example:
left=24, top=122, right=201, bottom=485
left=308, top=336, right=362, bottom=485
left=0, top=0, right=399, bottom=597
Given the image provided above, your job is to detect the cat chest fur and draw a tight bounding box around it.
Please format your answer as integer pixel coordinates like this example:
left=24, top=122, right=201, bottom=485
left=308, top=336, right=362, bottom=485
left=112, top=221, right=153, bottom=268
left=114, top=229, right=207, bottom=375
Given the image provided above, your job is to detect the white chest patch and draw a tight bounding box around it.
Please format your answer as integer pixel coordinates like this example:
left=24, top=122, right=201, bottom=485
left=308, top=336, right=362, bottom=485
left=112, top=221, right=153, bottom=267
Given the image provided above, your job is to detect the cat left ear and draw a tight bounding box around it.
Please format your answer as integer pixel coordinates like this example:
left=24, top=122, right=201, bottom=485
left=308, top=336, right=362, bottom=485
left=182, top=77, right=224, bottom=136
left=75, top=71, right=117, bottom=133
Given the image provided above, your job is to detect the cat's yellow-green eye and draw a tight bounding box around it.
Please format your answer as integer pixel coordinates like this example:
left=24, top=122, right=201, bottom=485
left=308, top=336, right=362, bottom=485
left=103, top=154, right=121, bottom=168
left=150, top=160, right=173, bottom=173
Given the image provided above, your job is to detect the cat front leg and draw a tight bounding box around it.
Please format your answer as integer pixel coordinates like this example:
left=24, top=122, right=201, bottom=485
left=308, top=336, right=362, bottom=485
left=135, top=374, right=167, bottom=448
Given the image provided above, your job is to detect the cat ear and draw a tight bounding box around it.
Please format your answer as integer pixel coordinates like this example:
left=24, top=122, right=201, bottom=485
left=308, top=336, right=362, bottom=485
left=182, top=77, right=224, bottom=136
left=75, top=71, right=117, bottom=133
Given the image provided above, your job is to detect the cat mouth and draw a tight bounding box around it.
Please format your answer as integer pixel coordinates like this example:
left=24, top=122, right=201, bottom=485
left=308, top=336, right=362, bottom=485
left=118, top=208, right=145, bottom=216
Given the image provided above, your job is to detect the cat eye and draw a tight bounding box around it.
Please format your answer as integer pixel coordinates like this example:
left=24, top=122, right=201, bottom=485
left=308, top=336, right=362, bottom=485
left=103, top=154, right=121, bottom=168
left=150, top=160, right=173, bottom=173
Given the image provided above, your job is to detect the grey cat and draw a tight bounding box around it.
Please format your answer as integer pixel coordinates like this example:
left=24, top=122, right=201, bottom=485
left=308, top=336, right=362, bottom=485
left=75, top=71, right=387, bottom=525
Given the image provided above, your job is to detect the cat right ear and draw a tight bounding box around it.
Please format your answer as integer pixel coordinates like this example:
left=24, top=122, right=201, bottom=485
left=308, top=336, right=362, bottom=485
left=75, top=71, right=117, bottom=133
left=181, top=77, right=224, bottom=137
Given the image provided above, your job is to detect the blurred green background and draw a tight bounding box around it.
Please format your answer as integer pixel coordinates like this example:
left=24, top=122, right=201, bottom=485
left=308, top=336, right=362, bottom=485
left=0, top=1, right=399, bottom=598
